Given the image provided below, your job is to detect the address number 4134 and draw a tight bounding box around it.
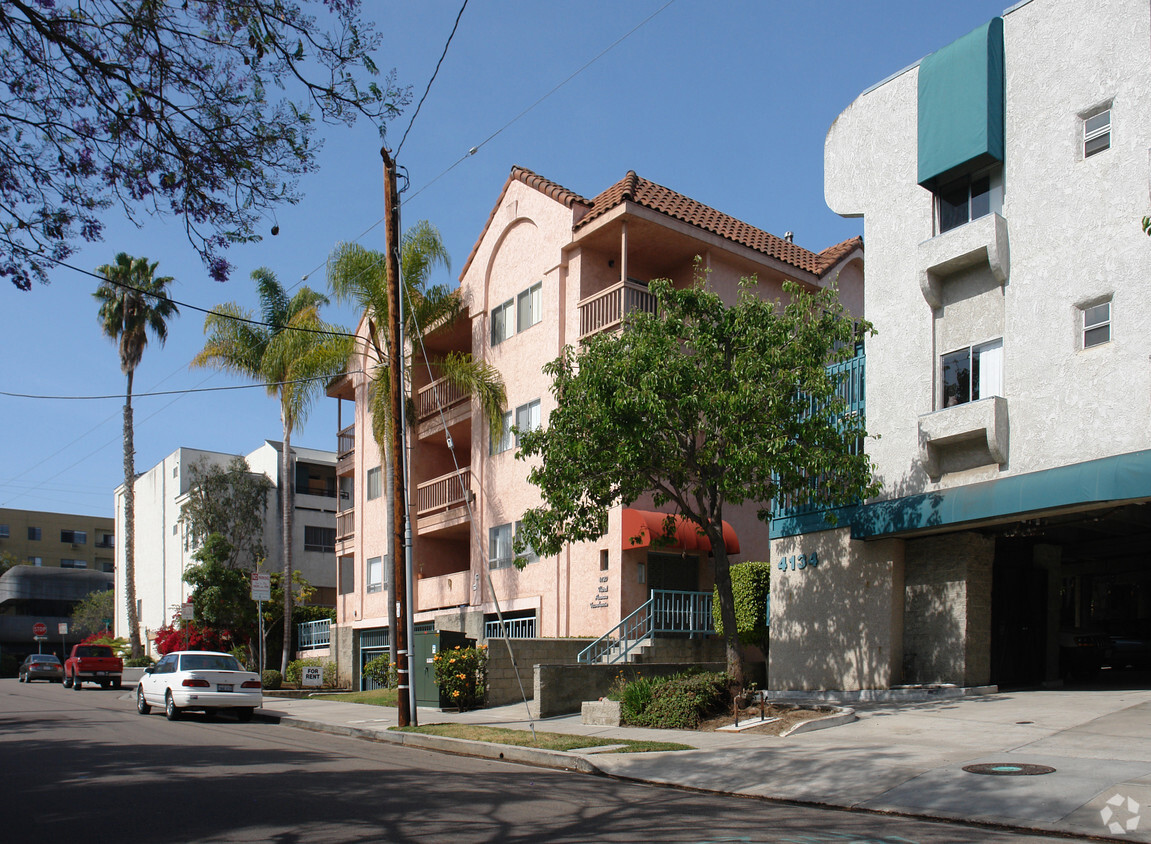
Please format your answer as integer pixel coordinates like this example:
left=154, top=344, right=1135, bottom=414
left=778, top=553, right=818, bottom=572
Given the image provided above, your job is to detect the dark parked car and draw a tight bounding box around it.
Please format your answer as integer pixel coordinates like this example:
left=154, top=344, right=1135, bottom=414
left=1106, top=626, right=1151, bottom=671
left=19, top=654, right=64, bottom=683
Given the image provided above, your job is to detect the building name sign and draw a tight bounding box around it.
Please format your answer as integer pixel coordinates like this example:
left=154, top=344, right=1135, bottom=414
left=590, top=575, right=609, bottom=609
left=777, top=553, right=819, bottom=573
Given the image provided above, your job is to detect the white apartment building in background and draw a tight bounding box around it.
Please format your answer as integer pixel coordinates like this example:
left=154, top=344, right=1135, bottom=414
left=770, top=0, right=1151, bottom=691
left=113, top=441, right=337, bottom=654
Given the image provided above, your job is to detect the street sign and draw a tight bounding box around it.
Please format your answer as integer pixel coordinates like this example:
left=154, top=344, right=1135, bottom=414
left=32, top=622, right=47, bottom=637
left=180, top=602, right=194, bottom=621
left=58, top=622, right=69, bottom=635
left=251, top=572, right=271, bottom=602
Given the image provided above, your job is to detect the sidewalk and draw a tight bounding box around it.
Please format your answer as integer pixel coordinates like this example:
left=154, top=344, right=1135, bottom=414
left=259, top=685, right=1151, bottom=842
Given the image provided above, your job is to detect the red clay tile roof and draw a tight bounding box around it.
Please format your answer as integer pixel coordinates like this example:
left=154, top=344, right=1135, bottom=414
left=576, top=170, right=861, bottom=277
left=460, top=166, right=861, bottom=282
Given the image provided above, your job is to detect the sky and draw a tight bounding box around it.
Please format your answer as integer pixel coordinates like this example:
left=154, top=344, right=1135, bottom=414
left=1, top=0, right=1012, bottom=519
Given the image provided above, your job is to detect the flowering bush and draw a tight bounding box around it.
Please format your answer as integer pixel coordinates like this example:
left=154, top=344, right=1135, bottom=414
left=432, top=645, right=487, bottom=711
left=153, top=613, right=238, bottom=655
left=362, top=655, right=397, bottom=689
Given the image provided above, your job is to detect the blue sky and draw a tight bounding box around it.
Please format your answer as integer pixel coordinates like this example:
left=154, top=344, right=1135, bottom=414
left=1, top=0, right=1010, bottom=518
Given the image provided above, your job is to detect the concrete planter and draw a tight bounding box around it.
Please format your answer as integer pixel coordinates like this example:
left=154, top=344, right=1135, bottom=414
left=580, top=699, right=621, bottom=726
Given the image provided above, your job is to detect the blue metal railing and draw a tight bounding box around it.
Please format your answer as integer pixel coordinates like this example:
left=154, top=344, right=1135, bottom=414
left=578, top=590, right=714, bottom=664
left=484, top=616, right=537, bottom=639
left=772, top=348, right=866, bottom=524
left=298, top=618, right=331, bottom=650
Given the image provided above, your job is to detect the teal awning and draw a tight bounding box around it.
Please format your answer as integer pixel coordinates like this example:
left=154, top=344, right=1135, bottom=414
left=917, top=18, right=1005, bottom=190
left=851, top=450, right=1151, bottom=539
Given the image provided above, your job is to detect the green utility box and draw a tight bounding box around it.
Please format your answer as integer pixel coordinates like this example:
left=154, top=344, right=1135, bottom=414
left=412, top=629, right=473, bottom=708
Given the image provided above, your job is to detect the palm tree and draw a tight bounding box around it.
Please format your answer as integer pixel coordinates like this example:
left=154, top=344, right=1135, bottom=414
left=192, top=269, right=353, bottom=674
left=327, top=221, right=506, bottom=663
left=93, top=253, right=180, bottom=659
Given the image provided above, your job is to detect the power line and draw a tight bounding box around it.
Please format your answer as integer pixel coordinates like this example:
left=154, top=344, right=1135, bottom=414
left=0, top=371, right=365, bottom=402
left=396, top=0, right=469, bottom=158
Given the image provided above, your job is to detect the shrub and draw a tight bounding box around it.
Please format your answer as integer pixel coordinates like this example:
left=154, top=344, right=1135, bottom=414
left=124, top=655, right=155, bottom=668
left=80, top=632, right=131, bottom=659
left=362, top=654, right=397, bottom=688
left=262, top=669, right=282, bottom=690
left=285, top=658, right=336, bottom=688
left=432, top=645, right=487, bottom=710
left=619, top=671, right=729, bottom=729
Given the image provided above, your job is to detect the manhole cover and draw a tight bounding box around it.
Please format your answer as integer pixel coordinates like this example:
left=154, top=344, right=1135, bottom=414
left=963, top=763, right=1056, bottom=776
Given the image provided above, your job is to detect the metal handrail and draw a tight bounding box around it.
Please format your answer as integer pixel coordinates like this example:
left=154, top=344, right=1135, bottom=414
left=577, top=590, right=714, bottom=664
left=484, top=616, right=537, bottom=639
left=298, top=618, right=331, bottom=650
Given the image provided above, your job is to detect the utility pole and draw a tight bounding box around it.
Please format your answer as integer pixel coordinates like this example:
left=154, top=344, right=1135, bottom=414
left=381, top=146, right=412, bottom=727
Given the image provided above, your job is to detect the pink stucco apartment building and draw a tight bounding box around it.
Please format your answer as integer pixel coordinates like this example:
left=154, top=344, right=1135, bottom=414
left=326, top=165, right=863, bottom=687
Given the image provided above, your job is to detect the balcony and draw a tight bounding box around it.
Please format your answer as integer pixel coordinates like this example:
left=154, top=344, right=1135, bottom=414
left=416, top=571, right=470, bottom=613
left=415, top=468, right=473, bottom=535
left=416, top=376, right=472, bottom=440
left=578, top=279, right=656, bottom=339
left=336, top=509, right=354, bottom=543
left=336, top=424, right=355, bottom=476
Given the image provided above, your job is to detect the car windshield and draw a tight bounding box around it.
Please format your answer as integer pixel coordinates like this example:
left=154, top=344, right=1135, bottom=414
left=179, top=655, right=241, bottom=672
left=75, top=646, right=111, bottom=657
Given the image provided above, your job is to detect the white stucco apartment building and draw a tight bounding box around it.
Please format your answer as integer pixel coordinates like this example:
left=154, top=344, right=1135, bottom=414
left=328, top=166, right=865, bottom=687
left=113, top=441, right=338, bottom=653
left=769, top=0, right=1151, bottom=691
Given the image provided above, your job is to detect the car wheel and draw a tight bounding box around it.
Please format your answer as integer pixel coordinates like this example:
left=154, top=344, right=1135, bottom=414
left=165, top=691, right=181, bottom=721
left=136, top=688, right=151, bottom=715
left=17, top=673, right=24, bottom=683
left=73, top=674, right=82, bottom=691
left=62, top=673, right=72, bottom=689
left=235, top=707, right=254, bottom=723
left=112, top=680, right=122, bottom=691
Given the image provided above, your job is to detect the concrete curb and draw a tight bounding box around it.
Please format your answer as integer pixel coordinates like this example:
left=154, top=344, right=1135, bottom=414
left=266, top=713, right=604, bottom=775
left=779, top=705, right=856, bottom=737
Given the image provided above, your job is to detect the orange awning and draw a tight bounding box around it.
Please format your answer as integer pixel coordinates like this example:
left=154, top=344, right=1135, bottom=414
left=621, top=508, right=740, bottom=555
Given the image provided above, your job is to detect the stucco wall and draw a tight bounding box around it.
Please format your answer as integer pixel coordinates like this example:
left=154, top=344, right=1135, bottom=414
left=770, top=529, right=905, bottom=690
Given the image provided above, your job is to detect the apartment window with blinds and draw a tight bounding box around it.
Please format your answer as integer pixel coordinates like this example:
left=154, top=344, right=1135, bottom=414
left=367, top=556, right=384, bottom=593
left=366, top=466, right=382, bottom=501
left=304, top=526, right=336, bottom=552
left=517, top=282, right=542, bottom=332
left=491, top=409, right=514, bottom=455
left=514, top=399, right=541, bottom=446
left=1084, top=109, right=1111, bottom=157
left=490, top=298, right=514, bottom=346
left=1082, top=301, right=1111, bottom=348
left=489, top=523, right=513, bottom=569
left=941, top=339, right=1003, bottom=408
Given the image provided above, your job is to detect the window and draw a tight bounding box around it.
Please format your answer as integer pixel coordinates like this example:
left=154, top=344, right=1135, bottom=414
left=27, top=527, right=41, bottom=541
left=367, top=556, right=384, bottom=593
left=941, top=339, right=1003, bottom=407
left=1083, top=301, right=1111, bottom=348
left=517, top=282, right=542, bottom=332
left=489, top=523, right=513, bottom=569
left=95, top=532, right=114, bottom=548
left=366, top=466, right=382, bottom=501
left=304, top=526, right=336, bottom=552
left=61, top=530, right=87, bottom=544
left=514, top=521, right=538, bottom=565
left=491, top=409, right=514, bottom=455
left=514, top=399, right=541, bottom=446
left=0, top=525, right=7, bottom=538
left=60, top=559, right=88, bottom=569
left=27, top=556, right=42, bottom=566
left=490, top=299, right=514, bottom=346
left=936, top=171, right=995, bottom=233
left=1084, top=109, right=1111, bottom=157
left=99, top=561, right=114, bottom=573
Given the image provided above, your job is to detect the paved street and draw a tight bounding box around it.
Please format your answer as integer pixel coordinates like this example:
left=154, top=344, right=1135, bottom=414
left=0, top=678, right=1076, bottom=843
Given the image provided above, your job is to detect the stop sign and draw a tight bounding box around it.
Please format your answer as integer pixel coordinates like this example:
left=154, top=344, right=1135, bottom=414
left=32, top=622, right=47, bottom=636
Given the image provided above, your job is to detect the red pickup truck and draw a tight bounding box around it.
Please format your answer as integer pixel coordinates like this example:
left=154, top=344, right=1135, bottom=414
left=64, top=644, right=123, bottom=690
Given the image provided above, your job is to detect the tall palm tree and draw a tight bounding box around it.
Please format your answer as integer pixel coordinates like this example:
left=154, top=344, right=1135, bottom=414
left=93, top=253, right=180, bottom=659
left=327, top=221, right=506, bottom=663
left=192, top=269, right=352, bottom=674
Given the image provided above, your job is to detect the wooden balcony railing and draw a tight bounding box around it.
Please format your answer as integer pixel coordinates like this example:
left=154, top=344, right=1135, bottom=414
left=578, top=279, right=657, bottom=339
left=415, top=468, right=472, bottom=517
left=417, top=376, right=469, bottom=422
left=337, top=424, right=355, bottom=459
left=336, top=509, right=354, bottom=542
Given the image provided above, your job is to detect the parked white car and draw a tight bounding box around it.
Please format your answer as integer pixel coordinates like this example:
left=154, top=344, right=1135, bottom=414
left=137, top=651, right=262, bottom=722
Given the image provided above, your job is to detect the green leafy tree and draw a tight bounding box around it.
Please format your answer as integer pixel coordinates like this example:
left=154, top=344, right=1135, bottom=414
left=180, top=457, right=274, bottom=571
left=94, top=253, right=179, bottom=659
left=0, top=552, right=22, bottom=578
left=192, top=268, right=352, bottom=674
left=71, top=587, right=116, bottom=637
left=713, top=561, right=772, bottom=679
left=183, top=534, right=257, bottom=639
left=517, top=271, right=878, bottom=689
left=0, top=1, right=409, bottom=289
left=327, top=221, right=506, bottom=662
